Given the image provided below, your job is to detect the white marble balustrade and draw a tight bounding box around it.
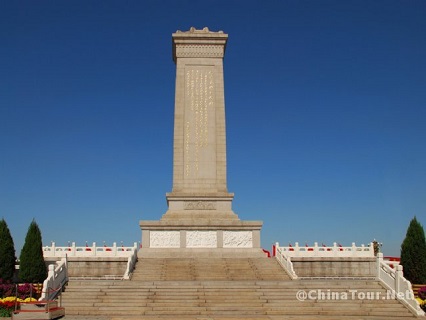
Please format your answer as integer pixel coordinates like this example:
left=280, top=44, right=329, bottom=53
left=376, top=253, right=424, bottom=316
left=40, top=257, right=68, bottom=301
left=276, top=242, right=374, bottom=258
left=43, top=242, right=139, bottom=258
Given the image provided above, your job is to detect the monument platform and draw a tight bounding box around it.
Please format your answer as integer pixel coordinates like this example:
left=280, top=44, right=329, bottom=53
left=139, top=218, right=262, bottom=251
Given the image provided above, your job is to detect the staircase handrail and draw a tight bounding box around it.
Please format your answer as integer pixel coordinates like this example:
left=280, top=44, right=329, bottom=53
left=274, top=242, right=298, bottom=279
left=123, top=243, right=138, bottom=279
left=376, top=253, right=424, bottom=316
left=40, top=256, right=68, bottom=301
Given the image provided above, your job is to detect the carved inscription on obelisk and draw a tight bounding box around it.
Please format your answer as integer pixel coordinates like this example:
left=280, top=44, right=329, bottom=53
left=184, top=67, right=215, bottom=179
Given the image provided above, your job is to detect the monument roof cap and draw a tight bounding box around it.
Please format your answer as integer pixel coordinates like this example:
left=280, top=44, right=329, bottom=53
left=174, top=26, right=226, bottom=35
left=172, top=27, right=228, bottom=62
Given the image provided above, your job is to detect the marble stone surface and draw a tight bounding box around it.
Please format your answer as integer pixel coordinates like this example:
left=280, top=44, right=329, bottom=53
left=223, top=231, right=253, bottom=248
left=150, top=231, right=180, bottom=248
left=186, top=231, right=217, bottom=248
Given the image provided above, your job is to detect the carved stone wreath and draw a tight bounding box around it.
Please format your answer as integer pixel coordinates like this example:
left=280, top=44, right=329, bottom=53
left=184, top=201, right=216, bottom=210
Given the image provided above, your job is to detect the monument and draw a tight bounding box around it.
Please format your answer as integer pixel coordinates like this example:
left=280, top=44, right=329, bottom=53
left=139, top=27, right=263, bottom=254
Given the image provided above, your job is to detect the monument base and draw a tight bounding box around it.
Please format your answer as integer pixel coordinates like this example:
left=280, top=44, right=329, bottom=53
left=138, top=247, right=266, bottom=258
left=139, top=219, right=263, bottom=251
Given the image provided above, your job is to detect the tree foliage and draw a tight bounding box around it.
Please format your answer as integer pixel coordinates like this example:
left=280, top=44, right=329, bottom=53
left=19, top=220, right=47, bottom=283
left=0, top=219, right=16, bottom=281
left=400, top=216, right=426, bottom=284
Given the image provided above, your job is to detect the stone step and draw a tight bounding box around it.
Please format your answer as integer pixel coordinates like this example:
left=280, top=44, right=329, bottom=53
left=64, top=279, right=383, bottom=286
left=130, top=257, right=292, bottom=281
left=107, top=316, right=414, bottom=320
left=60, top=257, right=417, bottom=318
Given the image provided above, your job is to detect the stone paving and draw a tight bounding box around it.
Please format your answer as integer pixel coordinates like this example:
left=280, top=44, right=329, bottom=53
left=60, top=318, right=110, bottom=320
left=61, top=315, right=323, bottom=320
left=60, top=317, right=274, bottom=320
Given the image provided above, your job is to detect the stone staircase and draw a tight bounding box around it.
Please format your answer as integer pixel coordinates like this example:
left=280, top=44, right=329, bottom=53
left=130, top=257, right=290, bottom=281
left=60, top=257, right=419, bottom=319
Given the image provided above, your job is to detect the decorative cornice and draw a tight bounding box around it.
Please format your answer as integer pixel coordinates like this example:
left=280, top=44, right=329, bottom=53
left=174, top=44, right=224, bottom=59
left=172, top=27, right=228, bottom=62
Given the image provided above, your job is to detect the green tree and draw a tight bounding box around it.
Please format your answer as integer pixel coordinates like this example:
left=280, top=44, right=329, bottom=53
left=0, top=219, right=16, bottom=281
left=400, top=216, right=426, bottom=284
left=19, top=220, right=47, bottom=283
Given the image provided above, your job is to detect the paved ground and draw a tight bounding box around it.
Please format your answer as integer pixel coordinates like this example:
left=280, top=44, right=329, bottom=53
left=61, top=317, right=110, bottom=320
left=60, top=315, right=266, bottom=320
left=60, top=316, right=278, bottom=320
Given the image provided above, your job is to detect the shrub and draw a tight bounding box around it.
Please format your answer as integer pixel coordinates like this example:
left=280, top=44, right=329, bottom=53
left=0, top=219, right=16, bottom=281
left=400, top=217, right=426, bottom=284
left=0, top=279, right=14, bottom=298
left=419, top=286, right=426, bottom=300
left=0, top=298, right=16, bottom=317
left=19, top=220, right=47, bottom=283
left=417, top=297, right=426, bottom=312
left=0, top=280, right=40, bottom=300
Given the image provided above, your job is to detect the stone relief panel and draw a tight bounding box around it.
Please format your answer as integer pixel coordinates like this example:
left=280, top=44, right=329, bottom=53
left=186, top=231, right=217, bottom=248
left=223, top=231, right=253, bottom=248
left=150, top=231, right=180, bottom=248
left=184, top=201, right=216, bottom=210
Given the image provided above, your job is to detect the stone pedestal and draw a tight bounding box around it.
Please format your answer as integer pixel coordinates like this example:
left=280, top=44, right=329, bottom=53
left=140, top=220, right=262, bottom=249
left=139, top=27, right=262, bottom=255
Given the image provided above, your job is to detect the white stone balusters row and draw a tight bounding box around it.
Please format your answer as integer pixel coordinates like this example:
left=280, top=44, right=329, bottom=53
left=274, top=241, right=374, bottom=280
left=376, top=253, right=424, bottom=316
left=277, top=242, right=374, bottom=257
left=274, top=242, right=298, bottom=279
left=43, top=242, right=139, bottom=257
left=40, top=257, right=68, bottom=301
left=123, top=245, right=139, bottom=280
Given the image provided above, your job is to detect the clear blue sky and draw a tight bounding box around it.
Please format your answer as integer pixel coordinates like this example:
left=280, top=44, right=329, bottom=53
left=1, top=1, right=425, bottom=257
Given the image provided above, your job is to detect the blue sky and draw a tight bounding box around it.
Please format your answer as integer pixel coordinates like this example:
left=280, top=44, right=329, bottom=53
left=1, top=1, right=425, bottom=257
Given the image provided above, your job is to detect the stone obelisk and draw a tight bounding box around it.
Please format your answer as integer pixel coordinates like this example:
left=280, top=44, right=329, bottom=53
left=139, top=27, right=262, bottom=254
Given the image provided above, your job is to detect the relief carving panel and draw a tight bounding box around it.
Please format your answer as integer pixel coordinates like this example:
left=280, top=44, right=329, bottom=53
left=223, top=231, right=253, bottom=248
left=186, top=231, right=217, bottom=248
left=150, top=231, right=180, bottom=248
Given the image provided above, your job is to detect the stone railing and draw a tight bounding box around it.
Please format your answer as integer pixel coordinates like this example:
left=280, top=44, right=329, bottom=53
left=383, top=256, right=401, bottom=268
left=275, top=244, right=298, bottom=279
left=276, top=242, right=374, bottom=258
left=40, top=257, right=68, bottom=301
left=376, top=253, right=424, bottom=316
left=123, top=245, right=139, bottom=280
left=274, top=242, right=375, bottom=279
left=43, top=242, right=138, bottom=258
